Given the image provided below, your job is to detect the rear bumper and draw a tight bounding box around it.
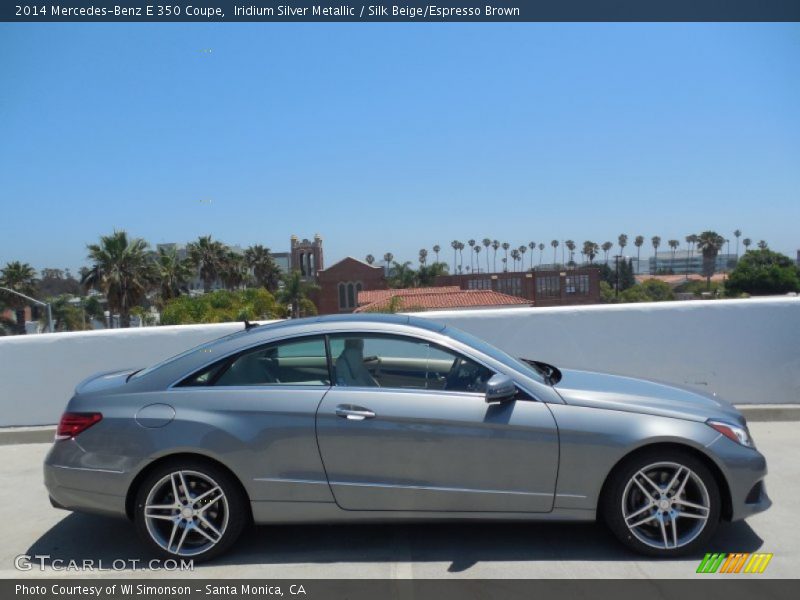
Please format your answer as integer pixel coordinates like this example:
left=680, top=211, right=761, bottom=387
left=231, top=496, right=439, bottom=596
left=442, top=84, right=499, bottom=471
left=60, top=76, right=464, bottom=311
left=43, top=440, right=134, bottom=519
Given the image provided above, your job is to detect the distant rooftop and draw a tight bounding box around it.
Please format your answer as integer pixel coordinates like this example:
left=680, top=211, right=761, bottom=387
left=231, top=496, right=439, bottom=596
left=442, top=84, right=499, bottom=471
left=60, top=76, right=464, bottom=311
left=355, top=288, right=531, bottom=312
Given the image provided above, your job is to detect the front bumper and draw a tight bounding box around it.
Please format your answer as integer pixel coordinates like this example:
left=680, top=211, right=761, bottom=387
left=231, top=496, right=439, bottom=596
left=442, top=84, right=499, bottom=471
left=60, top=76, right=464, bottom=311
left=706, top=435, right=771, bottom=521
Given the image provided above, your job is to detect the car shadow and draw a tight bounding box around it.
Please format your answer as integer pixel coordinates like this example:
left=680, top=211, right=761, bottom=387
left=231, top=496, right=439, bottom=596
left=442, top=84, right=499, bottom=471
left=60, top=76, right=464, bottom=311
left=27, top=513, right=764, bottom=573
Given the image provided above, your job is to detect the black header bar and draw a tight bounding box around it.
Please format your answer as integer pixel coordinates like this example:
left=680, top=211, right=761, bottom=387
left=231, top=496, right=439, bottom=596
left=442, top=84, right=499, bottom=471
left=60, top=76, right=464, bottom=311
left=3, top=1, right=800, bottom=22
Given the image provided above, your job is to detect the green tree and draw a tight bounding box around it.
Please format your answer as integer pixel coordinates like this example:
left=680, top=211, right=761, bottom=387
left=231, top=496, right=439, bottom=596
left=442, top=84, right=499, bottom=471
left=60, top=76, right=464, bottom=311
left=467, top=239, right=476, bottom=272
left=634, top=235, right=645, bottom=273
left=82, top=231, right=154, bottom=328
left=583, top=241, right=599, bottom=264
left=474, top=245, right=483, bottom=272
left=742, top=238, right=752, bottom=253
left=279, top=270, right=319, bottom=318
left=219, top=251, right=249, bottom=290
left=365, top=254, right=375, bottom=265
left=601, top=241, right=613, bottom=264
left=418, top=248, right=428, bottom=266
left=187, top=235, right=227, bottom=293
left=565, top=240, right=576, bottom=266
left=726, top=249, right=800, bottom=296
left=388, top=261, right=416, bottom=288
left=733, top=229, right=742, bottom=262
left=685, top=234, right=698, bottom=278
left=244, top=245, right=281, bottom=292
left=155, top=246, right=193, bottom=308
left=492, top=240, right=500, bottom=272
left=483, top=239, right=492, bottom=272
left=618, top=234, right=628, bottom=258
left=668, top=239, right=680, bottom=272
left=417, top=261, right=449, bottom=286
left=651, top=236, right=661, bottom=273
left=161, top=288, right=282, bottom=325
left=450, top=240, right=460, bottom=274
left=432, top=245, right=441, bottom=264
left=696, top=230, right=725, bottom=289
left=550, top=240, right=558, bottom=266
left=0, top=261, right=38, bottom=334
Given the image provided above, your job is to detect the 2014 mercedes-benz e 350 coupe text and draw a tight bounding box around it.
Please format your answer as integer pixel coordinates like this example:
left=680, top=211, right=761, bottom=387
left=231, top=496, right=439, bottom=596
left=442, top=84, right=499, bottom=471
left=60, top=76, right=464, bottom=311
left=44, top=314, right=770, bottom=561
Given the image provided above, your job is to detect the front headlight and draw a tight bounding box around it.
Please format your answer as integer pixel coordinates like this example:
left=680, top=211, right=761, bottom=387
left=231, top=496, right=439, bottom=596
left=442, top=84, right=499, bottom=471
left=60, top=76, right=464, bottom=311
left=707, top=419, right=754, bottom=448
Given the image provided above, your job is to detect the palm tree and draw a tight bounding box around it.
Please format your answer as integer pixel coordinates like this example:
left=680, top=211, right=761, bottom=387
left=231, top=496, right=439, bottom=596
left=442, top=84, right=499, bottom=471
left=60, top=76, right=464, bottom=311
left=501, top=242, right=510, bottom=271
left=383, top=253, right=394, bottom=276
left=418, top=248, right=428, bottom=266
left=550, top=240, right=559, bottom=266
left=279, top=270, right=319, bottom=318
left=83, top=231, right=154, bottom=328
left=389, top=261, right=416, bottom=288
left=528, top=242, right=536, bottom=270
left=219, top=251, right=248, bottom=291
left=155, top=246, right=193, bottom=307
left=0, top=261, right=38, bottom=334
left=474, top=245, right=482, bottom=271
left=501, top=257, right=507, bottom=271
left=757, top=240, right=768, bottom=250
left=618, top=234, right=628, bottom=258
left=417, top=261, right=449, bottom=286
left=601, top=241, right=613, bottom=264
left=743, top=238, right=752, bottom=252
left=583, top=241, right=599, bottom=265
left=518, top=246, right=527, bottom=271
left=734, top=229, right=742, bottom=262
left=457, top=242, right=465, bottom=273
left=244, top=244, right=281, bottom=292
left=483, top=238, right=492, bottom=273
left=538, top=243, right=545, bottom=266
left=510, top=249, right=521, bottom=271
left=187, top=235, right=227, bottom=293
left=432, top=245, right=441, bottom=264
left=651, top=236, right=661, bottom=274
left=491, top=240, right=500, bottom=272
left=634, top=235, right=645, bottom=274
left=467, top=239, right=476, bottom=273
left=564, top=240, right=576, bottom=265
left=685, top=234, right=698, bottom=278
left=365, top=254, right=375, bottom=265
left=695, top=231, right=726, bottom=288
left=450, top=240, right=460, bottom=274
left=668, top=239, right=680, bottom=272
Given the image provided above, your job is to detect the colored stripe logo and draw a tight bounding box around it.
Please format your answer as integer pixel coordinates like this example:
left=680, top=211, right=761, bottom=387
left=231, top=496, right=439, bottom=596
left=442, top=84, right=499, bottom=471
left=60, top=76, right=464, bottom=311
left=697, top=552, right=773, bottom=574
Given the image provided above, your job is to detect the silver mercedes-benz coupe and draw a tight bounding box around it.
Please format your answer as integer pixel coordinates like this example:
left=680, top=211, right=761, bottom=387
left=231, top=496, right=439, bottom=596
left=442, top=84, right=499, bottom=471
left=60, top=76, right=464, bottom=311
left=44, top=314, right=769, bottom=561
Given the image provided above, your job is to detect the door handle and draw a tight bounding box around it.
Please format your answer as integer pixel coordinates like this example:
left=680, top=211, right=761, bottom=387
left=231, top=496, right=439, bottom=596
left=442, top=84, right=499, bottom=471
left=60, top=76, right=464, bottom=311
left=335, top=405, right=376, bottom=421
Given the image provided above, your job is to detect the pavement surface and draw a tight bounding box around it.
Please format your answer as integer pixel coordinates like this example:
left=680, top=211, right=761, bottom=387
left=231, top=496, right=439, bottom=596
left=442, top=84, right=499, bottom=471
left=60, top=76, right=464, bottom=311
left=1, top=422, right=796, bottom=579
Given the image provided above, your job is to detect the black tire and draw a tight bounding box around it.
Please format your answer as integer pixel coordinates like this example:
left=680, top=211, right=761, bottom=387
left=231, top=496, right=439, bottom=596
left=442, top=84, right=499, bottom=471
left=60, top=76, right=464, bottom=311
left=602, top=449, right=721, bottom=557
left=134, top=458, right=248, bottom=562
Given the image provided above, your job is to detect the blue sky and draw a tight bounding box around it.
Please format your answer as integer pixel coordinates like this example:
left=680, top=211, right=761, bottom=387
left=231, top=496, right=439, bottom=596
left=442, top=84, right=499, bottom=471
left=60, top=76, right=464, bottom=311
left=1, top=23, right=798, bottom=273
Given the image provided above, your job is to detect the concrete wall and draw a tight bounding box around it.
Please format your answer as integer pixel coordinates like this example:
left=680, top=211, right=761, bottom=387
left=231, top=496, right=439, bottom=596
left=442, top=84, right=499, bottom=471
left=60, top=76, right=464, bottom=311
left=0, top=298, right=797, bottom=427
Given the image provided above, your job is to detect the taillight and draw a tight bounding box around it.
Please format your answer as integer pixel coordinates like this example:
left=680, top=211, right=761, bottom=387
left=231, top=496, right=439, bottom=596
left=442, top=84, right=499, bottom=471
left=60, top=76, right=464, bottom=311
left=56, top=412, right=102, bottom=440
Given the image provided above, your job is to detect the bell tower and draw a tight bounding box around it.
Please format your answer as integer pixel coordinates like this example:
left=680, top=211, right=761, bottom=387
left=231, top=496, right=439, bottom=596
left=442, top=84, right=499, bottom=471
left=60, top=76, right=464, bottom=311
left=290, top=234, right=324, bottom=281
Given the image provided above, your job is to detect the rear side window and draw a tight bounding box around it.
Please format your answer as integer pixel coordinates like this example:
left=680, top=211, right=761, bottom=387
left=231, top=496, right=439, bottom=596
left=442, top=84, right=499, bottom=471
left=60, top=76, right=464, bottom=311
left=177, top=336, right=330, bottom=387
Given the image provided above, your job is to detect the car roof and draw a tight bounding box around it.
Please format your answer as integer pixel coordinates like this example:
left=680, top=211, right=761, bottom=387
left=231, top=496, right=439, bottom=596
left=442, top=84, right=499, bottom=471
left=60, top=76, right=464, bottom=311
left=253, top=313, right=447, bottom=334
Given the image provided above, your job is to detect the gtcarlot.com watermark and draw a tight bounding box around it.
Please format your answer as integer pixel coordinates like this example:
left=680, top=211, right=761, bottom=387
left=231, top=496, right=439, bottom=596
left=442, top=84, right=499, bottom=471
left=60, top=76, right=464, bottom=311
left=14, top=554, right=193, bottom=572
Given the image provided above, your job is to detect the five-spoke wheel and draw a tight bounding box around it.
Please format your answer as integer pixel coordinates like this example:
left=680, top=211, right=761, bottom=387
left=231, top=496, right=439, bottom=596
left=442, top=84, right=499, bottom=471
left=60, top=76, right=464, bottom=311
left=604, top=450, right=720, bottom=556
left=134, top=460, right=247, bottom=561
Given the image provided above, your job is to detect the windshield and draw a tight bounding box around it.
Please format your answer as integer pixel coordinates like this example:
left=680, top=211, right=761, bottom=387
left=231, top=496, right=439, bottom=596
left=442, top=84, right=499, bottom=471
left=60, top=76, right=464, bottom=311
left=128, top=327, right=258, bottom=381
left=442, top=325, right=547, bottom=385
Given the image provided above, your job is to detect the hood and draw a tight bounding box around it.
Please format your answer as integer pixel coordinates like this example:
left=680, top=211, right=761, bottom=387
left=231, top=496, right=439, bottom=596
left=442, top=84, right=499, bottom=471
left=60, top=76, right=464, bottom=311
left=75, top=369, right=139, bottom=395
left=552, top=368, right=744, bottom=424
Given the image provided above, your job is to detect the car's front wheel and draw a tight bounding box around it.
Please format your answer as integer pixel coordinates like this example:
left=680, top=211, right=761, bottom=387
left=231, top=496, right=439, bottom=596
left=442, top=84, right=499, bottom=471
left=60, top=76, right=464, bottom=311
left=603, top=449, right=721, bottom=556
left=134, top=459, right=248, bottom=561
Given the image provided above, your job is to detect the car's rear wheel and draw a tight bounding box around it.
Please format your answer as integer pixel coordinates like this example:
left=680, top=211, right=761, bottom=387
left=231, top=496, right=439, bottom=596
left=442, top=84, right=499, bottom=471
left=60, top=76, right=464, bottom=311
left=134, top=459, right=247, bottom=561
left=603, top=449, right=721, bottom=557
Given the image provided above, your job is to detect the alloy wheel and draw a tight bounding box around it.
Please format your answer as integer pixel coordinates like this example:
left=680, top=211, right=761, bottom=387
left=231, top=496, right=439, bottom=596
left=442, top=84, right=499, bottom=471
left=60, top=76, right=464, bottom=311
left=621, top=461, right=711, bottom=550
left=143, top=469, right=229, bottom=557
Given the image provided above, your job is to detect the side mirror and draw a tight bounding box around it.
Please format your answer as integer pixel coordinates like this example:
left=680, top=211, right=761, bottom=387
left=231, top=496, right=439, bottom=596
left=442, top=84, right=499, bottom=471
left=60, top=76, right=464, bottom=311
left=485, top=374, right=516, bottom=404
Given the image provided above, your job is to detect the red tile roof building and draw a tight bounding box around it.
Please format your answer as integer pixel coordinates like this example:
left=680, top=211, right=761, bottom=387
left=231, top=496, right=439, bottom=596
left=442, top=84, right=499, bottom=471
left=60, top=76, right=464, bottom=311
left=354, top=287, right=530, bottom=313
